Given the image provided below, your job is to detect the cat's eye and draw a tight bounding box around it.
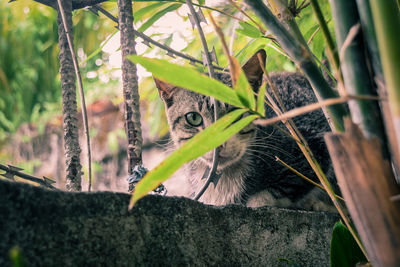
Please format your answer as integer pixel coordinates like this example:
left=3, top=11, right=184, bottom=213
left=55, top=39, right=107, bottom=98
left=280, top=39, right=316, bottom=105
left=185, top=112, right=203, bottom=126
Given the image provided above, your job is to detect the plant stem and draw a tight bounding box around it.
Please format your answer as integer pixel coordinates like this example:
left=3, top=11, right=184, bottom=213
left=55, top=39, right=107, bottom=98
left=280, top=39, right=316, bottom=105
left=275, top=157, right=344, bottom=201
left=244, top=0, right=348, bottom=132
left=0, top=164, right=57, bottom=190
left=228, top=0, right=266, bottom=33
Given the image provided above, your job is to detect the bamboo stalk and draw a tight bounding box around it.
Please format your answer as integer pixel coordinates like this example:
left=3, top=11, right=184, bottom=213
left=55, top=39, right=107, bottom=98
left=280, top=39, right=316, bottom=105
left=330, top=0, right=389, bottom=157
left=244, top=0, right=348, bottom=132
left=369, top=0, right=400, bottom=163
left=267, top=0, right=309, bottom=49
left=356, top=0, right=400, bottom=180
left=309, top=0, right=342, bottom=84
left=355, top=0, right=383, bottom=81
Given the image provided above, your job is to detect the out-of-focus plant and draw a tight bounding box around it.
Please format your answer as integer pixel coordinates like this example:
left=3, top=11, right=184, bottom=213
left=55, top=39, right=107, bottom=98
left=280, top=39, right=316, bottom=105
left=0, top=0, right=117, bottom=146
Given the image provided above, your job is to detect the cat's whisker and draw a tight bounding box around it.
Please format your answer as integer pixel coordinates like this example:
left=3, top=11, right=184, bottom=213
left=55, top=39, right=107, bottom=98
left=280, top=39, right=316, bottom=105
left=244, top=150, right=275, bottom=162
left=247, top=144, right=294, bottom=159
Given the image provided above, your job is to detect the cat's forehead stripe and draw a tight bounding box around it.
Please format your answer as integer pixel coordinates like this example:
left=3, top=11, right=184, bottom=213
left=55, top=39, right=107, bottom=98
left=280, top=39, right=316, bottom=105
left=172, top=117, right=181, bottom=130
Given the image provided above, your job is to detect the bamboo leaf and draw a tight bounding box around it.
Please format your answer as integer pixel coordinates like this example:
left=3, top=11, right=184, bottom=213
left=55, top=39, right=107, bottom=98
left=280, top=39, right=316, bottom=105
left=236, top=21, right=262, bottom=38
left=129, top=109, right=258, bottom=207
left=256, top=81, right=266, bottom=116
left=138, top=3, right=182, bottom=33
left=133, top=2, right=168, bottom=22
left=330, top=221, right=367, bottom=267
left=129, top=55, right=245, bottom=108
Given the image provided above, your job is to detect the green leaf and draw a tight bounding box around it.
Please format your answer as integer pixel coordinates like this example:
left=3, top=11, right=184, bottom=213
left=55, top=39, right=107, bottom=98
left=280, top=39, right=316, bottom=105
left=133, top=2, right=167, bottom=22
left=9, top=246, right=25, bottom=267
left=256, top=82, right=266, bottom=116
left=236, top=21, right=262, bottom=38
left=330, top=221, right=367, bottom=267
left=129, top=55, right=245, bottom=108
left=138, top=3, right=182, bottom=33
left=129, top=109, right=258, bottom=206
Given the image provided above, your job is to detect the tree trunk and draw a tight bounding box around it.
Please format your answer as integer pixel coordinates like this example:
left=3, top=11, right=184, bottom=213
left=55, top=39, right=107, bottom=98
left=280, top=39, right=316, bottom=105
left=117, top=0, right=143, bottom=176
left=57, top=0, right=82, bottom=191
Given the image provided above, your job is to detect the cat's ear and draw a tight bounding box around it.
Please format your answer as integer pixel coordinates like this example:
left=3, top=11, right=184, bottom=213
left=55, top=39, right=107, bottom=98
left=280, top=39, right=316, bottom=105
left=242, top=49, right=266, bottom=89
left=153, top=77, right=176, bottom=99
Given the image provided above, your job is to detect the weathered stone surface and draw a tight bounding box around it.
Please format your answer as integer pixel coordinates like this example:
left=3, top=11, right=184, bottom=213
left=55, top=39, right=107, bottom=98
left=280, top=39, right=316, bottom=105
left=0, top=180, right=338, bottom=266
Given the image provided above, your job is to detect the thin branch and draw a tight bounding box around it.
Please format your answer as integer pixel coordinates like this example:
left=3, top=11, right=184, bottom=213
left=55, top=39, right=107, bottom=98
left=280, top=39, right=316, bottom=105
left=254, top=95, right=372, bottom=127
left=275, top=157, right=344, bottom=201
left=209, top=14, right=235, bottom=82
left=0, top=164, right=57, bottom=190
left=228, top=0, right=266, bottom=33
left=307, top=25, right=321, bottom=45
left=185, top=0, right=219, bottom=201
left=72, top=0, right=108, bottom=9
left=91, top=5, right=226, bottom=71
left=32, top=0, right=56, bottom=8
left=338, top=24, right=361, bottom=68
left=186, top=0, right=215, bottom=77
left=30, top=0, right=107, bottom=10
left=57, top=0, right=93, bottom=191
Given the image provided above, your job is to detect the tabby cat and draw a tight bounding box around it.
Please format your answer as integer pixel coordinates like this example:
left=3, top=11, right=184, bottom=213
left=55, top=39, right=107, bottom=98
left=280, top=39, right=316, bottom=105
left=154, top=49, right=337, bottom=210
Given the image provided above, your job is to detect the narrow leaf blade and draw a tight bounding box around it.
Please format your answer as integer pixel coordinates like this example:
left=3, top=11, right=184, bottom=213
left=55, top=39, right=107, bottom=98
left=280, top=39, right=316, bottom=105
left=138, top=4, right=182, bottom=33
left=133, top=2, right=167, bottom=22
left=236, top=21, right=262, bottom=38
left=256, top=81, right=266, bottom=116
left=129, top=55, right=244, bottom=108
left=330, top=221, right=367, bottom=267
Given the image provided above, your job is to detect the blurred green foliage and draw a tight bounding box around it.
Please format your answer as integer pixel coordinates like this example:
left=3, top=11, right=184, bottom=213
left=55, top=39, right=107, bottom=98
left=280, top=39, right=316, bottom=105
left=0, top=1, right=59, bottom=141
left=0, top=0, right=118, bottom=146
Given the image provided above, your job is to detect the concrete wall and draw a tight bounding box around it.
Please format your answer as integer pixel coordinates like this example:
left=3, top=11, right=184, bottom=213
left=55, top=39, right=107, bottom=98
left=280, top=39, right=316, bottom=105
left=0, top=180, right=338, bottom=266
